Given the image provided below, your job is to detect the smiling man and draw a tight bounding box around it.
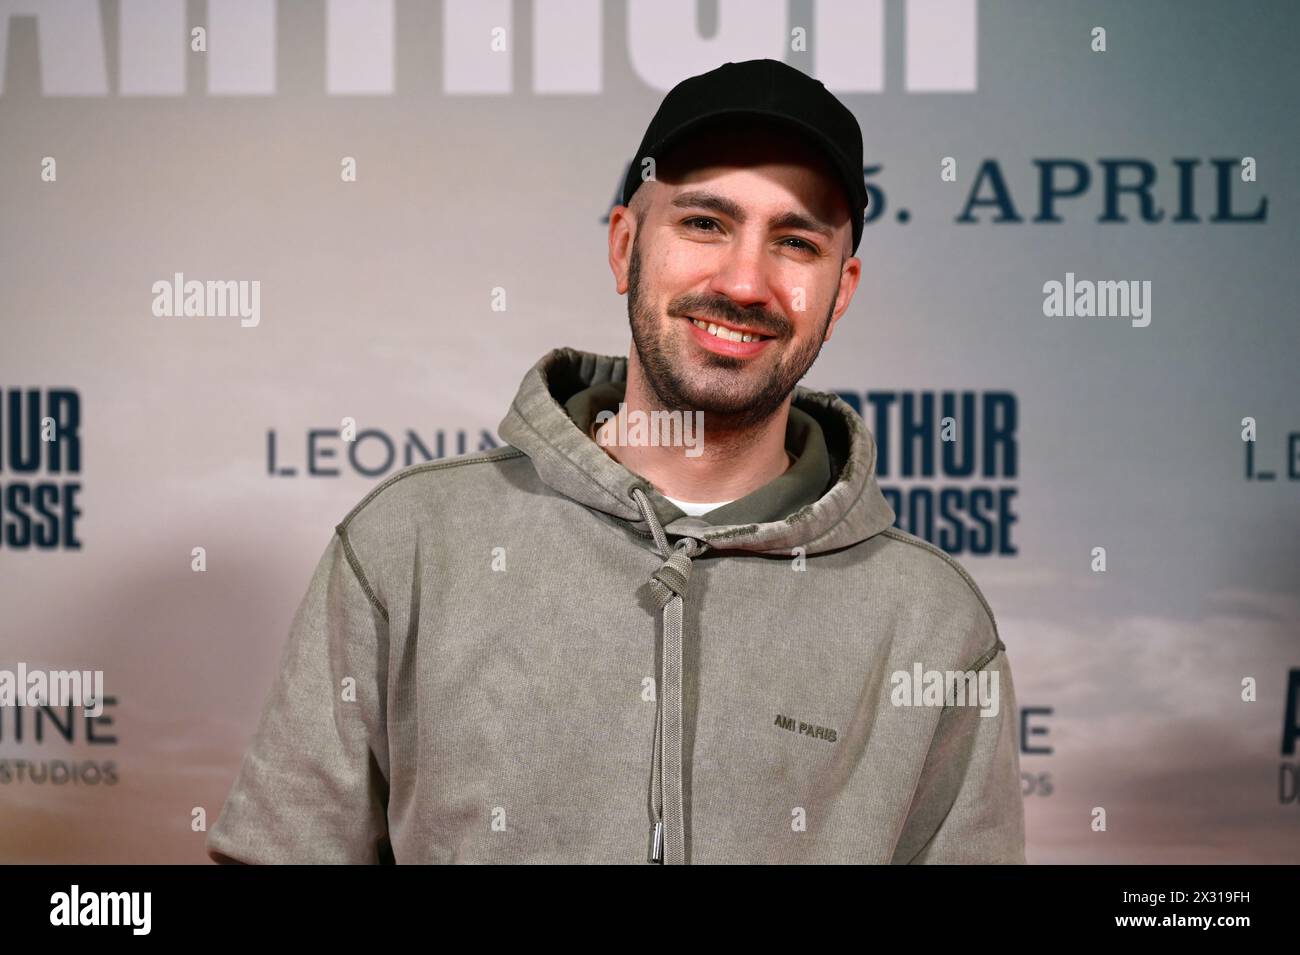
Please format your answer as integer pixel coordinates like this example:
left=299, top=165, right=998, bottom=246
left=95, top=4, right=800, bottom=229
left=602, top=114, right=858, bottom=513
left=209, top=59, right=1025, bottom=865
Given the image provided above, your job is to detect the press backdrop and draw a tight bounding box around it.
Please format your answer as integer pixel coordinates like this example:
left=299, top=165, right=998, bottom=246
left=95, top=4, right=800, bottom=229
left=1, top=0, right=1297, bottom=863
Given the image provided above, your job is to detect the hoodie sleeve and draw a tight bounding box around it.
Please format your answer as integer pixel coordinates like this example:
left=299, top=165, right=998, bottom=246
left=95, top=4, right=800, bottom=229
left=892, top=641, right=1026, bottom=864
left=206, top=530, right=392, bottom=864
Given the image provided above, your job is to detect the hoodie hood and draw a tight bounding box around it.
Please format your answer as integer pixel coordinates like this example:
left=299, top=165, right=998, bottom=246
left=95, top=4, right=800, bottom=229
left=498, top=347, right=896, bottom=551
left=498, top=346, right=897, bottom=864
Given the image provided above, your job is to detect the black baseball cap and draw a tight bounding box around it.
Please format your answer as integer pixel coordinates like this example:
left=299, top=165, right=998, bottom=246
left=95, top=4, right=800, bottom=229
left=620, top=59, right=868, bottom=255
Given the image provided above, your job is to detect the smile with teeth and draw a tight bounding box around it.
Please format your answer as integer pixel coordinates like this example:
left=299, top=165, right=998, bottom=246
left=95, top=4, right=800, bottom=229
left=688, top=317, right=773, bottom=343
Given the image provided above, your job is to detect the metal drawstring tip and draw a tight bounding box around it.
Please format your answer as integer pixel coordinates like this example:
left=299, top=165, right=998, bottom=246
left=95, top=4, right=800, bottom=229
left=647, top=820, right=664, bottom=864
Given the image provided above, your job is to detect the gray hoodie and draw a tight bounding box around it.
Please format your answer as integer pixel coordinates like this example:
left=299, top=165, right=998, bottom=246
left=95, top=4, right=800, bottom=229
left=208, top=347, right=1025, bottom=864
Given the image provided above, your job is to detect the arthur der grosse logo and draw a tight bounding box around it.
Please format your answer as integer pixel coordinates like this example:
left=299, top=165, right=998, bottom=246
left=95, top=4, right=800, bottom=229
left=0, top=388, right=82, bottom=550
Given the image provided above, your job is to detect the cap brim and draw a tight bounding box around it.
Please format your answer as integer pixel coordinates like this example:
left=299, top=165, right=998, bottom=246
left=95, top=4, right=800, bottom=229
left=622, top=107, right=867, bottom=213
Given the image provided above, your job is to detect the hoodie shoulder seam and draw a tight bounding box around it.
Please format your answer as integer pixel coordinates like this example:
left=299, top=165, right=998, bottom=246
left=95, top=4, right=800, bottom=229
left=878, top=526, right=1001, bottom=643
left=333, top=524, right=389, bottom=624
left=966, top=639, right=1004, bottom=673
left=333, top=447, right=526, bottom=624
left=336, top=446, right=526, bottom=531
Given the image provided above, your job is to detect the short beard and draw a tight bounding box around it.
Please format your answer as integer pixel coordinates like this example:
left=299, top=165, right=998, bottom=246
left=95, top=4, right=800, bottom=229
left=626, top=234, right=834, bottom=432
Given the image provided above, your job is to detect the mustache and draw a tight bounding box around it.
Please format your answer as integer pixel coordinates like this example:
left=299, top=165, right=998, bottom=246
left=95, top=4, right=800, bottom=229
left=669, top=297, right=789, bottom=337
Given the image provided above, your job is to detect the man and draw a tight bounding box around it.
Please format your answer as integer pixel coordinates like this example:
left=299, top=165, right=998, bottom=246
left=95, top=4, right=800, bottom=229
left=209, top=59, right=1025, bottom=864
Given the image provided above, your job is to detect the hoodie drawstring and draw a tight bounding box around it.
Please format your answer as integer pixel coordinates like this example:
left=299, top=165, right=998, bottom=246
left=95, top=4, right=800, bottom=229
left=631, top=485, right=708, bottom=865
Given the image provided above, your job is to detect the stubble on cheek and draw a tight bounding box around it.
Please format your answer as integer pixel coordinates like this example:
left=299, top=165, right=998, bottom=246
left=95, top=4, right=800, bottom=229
left=626, top=238, right=833, bottom=424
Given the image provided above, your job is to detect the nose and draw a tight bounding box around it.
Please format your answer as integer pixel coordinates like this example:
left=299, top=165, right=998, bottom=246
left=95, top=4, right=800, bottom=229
left=706, top=230, right=775, bottom=312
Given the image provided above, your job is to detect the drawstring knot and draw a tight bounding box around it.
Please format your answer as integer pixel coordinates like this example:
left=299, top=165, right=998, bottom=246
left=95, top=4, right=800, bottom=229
left=648, top=538, right=702, bottom=608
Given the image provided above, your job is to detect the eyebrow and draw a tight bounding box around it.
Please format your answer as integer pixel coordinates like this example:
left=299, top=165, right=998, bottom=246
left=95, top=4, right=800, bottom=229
left=669, top=189, right=835, bottom=241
